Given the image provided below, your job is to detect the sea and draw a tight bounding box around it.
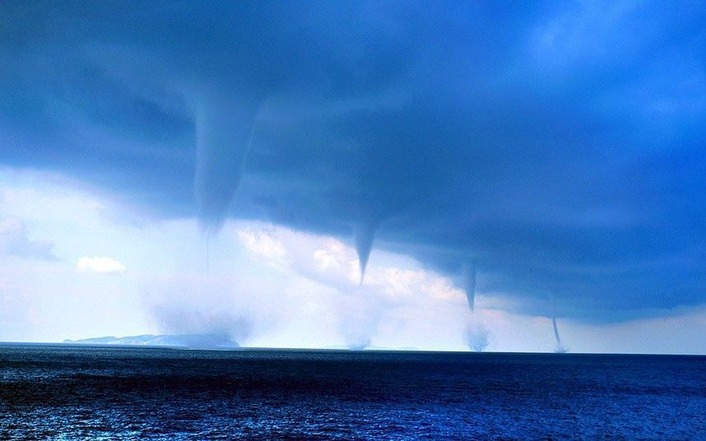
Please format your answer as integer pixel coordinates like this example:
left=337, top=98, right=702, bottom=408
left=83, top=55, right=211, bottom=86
left=1, top=344, right=705, bottom=440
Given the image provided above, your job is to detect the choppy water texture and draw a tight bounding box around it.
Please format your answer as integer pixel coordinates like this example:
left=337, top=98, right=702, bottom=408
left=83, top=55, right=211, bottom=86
left=1, top=345, right=705, bottom=440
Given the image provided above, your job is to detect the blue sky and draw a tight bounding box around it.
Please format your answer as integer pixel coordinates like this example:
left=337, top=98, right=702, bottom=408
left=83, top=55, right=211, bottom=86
left=1, top=1, right=705, bottom=353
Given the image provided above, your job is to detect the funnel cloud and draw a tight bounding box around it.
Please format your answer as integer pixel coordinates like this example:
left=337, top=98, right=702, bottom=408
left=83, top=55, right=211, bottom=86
left=463, top=261, right=476, bottom=312
left=354, top=221, right=379, bottom=284
left=195, top=93, right=259, bottom=233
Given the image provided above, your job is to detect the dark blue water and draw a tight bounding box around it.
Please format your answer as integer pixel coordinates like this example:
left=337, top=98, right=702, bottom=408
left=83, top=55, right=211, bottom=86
left=1, top=344, right=705, bottom=440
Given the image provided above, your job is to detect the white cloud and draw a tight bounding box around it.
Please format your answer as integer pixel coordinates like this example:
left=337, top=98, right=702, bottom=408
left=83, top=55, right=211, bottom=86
left=76, top=256, right=126, bottom=274
left=232, top=222, right=472, bottom=349
left=237, top=226, right=287, bottom=260
left=0, top=216, right=55, bottom=260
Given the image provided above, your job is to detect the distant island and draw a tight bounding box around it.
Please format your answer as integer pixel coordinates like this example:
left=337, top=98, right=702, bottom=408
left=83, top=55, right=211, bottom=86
left=63, top=333, right=239, bottom=349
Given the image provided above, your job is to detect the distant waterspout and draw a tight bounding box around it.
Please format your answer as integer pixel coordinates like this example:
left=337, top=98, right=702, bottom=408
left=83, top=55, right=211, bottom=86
left=463, top=260, right=476, bottom=312
left=551, top=295, right=567, bottom=353
left=552, top=316, right=567, bottom=353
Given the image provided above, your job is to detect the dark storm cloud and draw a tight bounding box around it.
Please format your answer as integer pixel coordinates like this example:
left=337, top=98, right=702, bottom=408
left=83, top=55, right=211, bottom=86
left=2, top=1, right=705, bottom=321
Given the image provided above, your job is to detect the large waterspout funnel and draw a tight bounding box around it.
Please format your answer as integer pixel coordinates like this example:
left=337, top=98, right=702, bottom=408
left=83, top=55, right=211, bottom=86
left=354, top=221, right=378, bottom=284
left=195, top=93, right=258, bottom=233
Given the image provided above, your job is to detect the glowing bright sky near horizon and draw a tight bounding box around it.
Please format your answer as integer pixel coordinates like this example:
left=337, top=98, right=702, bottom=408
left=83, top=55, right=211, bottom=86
left=1, top=1, right=706, bottom=353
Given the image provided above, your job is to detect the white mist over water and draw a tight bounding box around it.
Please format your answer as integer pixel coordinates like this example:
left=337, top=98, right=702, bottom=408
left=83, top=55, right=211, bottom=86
left=464, top=316, right=489, bottom=352
left=335, top=289, right=381, bottom=350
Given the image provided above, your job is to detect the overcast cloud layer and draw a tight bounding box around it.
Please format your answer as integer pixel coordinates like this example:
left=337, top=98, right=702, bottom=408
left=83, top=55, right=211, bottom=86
left=2, top=1, right=706, bottom=324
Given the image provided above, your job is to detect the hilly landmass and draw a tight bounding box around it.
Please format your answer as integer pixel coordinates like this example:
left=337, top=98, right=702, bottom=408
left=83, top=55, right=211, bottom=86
left=63, top=333, right=238, bottom=349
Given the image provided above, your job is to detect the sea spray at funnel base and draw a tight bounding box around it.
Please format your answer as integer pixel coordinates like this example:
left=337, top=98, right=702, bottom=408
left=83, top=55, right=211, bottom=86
left=464, top=316, right=489, bottom=352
